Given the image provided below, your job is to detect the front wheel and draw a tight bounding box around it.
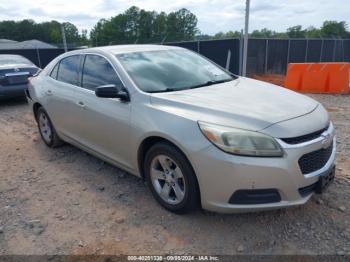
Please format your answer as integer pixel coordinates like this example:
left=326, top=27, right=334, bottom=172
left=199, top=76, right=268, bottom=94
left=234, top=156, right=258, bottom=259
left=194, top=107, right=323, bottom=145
left=144, top=142, right=199, bottom=214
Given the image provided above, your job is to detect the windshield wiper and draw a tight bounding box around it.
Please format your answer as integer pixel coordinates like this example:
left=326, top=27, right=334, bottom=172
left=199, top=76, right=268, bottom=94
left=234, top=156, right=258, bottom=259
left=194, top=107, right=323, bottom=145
left=148, top=78, right=234, bottom=93
left=148, top=88, right=179, bottom=93
left=188, top=78, right=234, bottom=90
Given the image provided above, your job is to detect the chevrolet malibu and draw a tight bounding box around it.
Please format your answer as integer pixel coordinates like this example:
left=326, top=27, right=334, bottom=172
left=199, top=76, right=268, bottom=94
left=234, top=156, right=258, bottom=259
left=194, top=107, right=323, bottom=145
left=26, top=45, right=336, bottom=213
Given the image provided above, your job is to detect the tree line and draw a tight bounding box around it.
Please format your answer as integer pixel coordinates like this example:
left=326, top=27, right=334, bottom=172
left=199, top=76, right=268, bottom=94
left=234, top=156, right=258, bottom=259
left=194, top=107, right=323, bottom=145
left=204, top=21, right=350, bottom=40
left=0, top=20, right=88, bottom=47
left=90, top=6, right=198, bottom=45
left=0, top=6, right=349, bottom=48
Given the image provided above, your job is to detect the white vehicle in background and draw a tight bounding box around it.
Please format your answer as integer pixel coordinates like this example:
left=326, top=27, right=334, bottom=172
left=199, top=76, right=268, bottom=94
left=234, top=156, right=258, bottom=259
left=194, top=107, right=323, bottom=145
left=26, top=45, right=335, bottom=214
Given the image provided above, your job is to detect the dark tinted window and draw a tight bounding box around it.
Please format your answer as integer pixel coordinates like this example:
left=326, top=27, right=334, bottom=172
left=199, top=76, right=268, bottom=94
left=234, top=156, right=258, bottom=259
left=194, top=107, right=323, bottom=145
left=50, top=63, right=59, bottom=79
left=82, top=55, right=122, bottom=91
left=57, top=55, right=80, bottom=85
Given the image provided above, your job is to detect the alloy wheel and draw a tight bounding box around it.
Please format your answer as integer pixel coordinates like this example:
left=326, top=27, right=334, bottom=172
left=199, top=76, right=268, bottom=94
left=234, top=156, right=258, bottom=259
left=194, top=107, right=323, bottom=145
left=150, top=154, right=186, bottom=205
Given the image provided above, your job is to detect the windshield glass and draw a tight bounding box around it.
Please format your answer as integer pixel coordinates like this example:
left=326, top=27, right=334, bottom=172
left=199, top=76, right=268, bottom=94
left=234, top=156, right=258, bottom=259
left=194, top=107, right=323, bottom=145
left=116, top=49, right=233, bottom=93
left=0, top=55, right=33, bottom=66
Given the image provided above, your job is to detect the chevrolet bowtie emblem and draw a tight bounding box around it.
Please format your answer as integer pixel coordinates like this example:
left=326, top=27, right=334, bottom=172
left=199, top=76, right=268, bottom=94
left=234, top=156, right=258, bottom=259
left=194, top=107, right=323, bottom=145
left=321, top=133, right=332, bottom=149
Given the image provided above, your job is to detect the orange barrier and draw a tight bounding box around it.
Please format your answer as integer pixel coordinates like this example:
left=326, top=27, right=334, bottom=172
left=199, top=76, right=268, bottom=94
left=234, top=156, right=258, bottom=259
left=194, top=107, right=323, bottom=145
left=284, top=63, right=350, bottom=94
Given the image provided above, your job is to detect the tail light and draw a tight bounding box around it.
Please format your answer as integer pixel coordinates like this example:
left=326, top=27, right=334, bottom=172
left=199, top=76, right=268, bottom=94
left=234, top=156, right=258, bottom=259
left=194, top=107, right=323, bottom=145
left=32, top=68, right=42, bottom=77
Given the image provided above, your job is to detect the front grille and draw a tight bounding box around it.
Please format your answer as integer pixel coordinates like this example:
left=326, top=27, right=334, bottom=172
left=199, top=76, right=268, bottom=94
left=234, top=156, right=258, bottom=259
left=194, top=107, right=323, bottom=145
left=298, top=143, right=333, bottom=174
left=281, top=125, right=329, bottom=144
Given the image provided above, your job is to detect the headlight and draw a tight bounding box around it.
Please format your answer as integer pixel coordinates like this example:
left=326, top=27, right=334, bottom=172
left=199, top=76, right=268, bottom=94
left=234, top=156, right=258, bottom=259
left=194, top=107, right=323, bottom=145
left=198, top=121, right=283, bottom=157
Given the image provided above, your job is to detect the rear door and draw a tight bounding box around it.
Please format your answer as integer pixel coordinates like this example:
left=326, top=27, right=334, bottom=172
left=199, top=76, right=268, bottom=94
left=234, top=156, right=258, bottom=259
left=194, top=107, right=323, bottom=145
left=72, top=54, right=132, bottom=169
left=44, top=55, right=81, bottom=139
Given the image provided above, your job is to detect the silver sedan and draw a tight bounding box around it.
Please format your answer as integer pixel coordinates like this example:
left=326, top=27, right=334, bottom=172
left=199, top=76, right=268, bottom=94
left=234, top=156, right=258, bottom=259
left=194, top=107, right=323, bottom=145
left=26, top=45, right=336, bottom=213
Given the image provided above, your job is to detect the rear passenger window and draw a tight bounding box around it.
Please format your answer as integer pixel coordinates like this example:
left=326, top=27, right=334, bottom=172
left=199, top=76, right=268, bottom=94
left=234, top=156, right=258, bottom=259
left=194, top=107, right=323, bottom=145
left=57, top=55, right=80, bottom=85
left=50, top=63, right=59, bottom=79
left=82, top=55, right=122, bottom=91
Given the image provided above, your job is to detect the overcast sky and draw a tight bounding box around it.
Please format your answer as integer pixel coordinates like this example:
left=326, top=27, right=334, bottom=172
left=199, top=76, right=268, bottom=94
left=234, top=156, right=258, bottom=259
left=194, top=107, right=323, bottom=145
left=0, top=0, right=349, bottom=34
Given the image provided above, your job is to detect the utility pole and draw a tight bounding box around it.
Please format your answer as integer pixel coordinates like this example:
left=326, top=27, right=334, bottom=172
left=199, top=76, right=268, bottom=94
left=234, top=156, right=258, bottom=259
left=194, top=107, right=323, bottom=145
left=242, top=0, right=250, bottom=77
left=61, top=23, right=68, bottom=52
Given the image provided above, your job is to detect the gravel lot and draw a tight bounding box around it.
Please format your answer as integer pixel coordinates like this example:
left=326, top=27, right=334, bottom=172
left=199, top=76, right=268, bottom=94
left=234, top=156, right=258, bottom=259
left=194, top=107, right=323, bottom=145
left=0, top=94, right=349, bottom=255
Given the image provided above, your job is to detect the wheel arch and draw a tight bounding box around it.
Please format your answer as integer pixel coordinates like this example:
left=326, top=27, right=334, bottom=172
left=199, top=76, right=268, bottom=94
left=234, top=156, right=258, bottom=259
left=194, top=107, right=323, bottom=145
left=137, top=136, right=195, bottom=180
left=137, top=135, right=202, bottom=208
left=33, top=102, right=43, bottom=121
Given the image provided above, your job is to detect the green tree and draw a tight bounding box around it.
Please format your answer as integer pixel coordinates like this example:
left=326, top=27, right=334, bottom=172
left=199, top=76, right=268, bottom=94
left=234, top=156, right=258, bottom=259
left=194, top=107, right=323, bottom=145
left=211, top=30, right=240, bottom=39
left=250, top=28, right=274, bottom=38
left=225, top=30, right=240, bottom=38
left=0, top=19, right=87, bottom=46
left=138, top=10, right=156, bottom=43
left=321, top=20, right=349, bottom=38
left=286, top=25, right=306, bottom=38
left=61, top=22, right=81, bottom=44
left=305, top=26, right=322, bottom=38
left=90, top=6, right=198, bottom=45
left=153, top=12, right=167, bottom=42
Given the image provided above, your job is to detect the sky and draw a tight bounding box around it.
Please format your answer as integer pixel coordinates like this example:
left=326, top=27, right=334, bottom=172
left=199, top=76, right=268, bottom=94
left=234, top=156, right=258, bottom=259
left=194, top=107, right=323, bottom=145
left=0, top=0, right=349, bottom=35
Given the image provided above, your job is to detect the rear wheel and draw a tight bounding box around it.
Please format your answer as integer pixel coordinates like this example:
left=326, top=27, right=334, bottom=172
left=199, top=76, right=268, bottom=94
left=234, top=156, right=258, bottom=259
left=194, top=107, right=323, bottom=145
left=36, top=107, right=63, bottom=147
left=144, top=142, right=199, bottom=214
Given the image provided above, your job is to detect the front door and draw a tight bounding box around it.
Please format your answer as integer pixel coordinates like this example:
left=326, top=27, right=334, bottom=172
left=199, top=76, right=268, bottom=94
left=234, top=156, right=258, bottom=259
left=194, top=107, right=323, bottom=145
left=72, top=54, right=132, bottom=169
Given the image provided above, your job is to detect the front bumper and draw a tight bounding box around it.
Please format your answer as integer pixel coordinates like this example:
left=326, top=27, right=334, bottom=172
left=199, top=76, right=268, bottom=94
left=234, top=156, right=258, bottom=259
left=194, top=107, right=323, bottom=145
left=192, top=124, right=336, bottom=213
left=0, top=84, right=28, bottom=99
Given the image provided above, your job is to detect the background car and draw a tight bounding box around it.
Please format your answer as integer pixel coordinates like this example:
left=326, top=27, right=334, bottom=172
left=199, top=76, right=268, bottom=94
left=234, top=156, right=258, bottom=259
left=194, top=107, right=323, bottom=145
left=0, top=54, right=40, bottom=100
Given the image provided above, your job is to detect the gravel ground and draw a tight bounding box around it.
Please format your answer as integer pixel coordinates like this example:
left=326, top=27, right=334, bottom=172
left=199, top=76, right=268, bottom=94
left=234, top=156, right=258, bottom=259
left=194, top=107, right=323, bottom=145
left=0, top=95, right=349, bottom=255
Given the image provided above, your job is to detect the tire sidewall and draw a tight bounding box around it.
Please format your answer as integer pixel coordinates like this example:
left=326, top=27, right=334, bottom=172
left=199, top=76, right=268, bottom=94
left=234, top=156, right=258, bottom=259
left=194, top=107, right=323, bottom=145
left=144, top=142, right=198, bottom=213
left=36, top=108, right=55, bottom=147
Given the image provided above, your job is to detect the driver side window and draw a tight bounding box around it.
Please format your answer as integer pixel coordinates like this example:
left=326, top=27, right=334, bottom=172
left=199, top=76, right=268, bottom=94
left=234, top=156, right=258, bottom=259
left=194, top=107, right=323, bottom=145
left=81, top=54, right=122, bottom=91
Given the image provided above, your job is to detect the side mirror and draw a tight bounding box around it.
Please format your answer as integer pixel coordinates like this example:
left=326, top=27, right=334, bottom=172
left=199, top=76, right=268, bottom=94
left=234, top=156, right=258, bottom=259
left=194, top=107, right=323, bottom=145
left=95, top=84, right=129, bottom=101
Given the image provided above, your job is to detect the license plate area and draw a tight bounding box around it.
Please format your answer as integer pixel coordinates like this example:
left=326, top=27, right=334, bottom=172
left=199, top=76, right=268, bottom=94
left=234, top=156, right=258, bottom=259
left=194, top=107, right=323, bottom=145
left=5, top=72, right=30, bottom=85
left=315, top=166, right=335, bottom=194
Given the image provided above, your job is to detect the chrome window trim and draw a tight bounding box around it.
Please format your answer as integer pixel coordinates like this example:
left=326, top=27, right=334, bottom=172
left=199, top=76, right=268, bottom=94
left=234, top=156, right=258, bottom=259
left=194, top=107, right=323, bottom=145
left=79, top=52, right=127, bottom=91
left=48, top=54, right=81, bottom=85
left=45, top=51, right=131, bottom=102
left=77, top=52, right=131, bottom=102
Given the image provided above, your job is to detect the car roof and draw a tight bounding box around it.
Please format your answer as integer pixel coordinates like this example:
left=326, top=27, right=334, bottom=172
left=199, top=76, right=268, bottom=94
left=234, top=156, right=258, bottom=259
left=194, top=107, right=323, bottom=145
left=0, top=54, right=27, bottom=59
left=0, top=54, right=34, bottom=66
left=77, top=44, right=183, bottom=55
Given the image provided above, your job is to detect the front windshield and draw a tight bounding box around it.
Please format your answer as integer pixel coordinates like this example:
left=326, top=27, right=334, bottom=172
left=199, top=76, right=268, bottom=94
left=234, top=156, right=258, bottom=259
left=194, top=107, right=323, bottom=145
left=116, top=49, right=233, bottom=93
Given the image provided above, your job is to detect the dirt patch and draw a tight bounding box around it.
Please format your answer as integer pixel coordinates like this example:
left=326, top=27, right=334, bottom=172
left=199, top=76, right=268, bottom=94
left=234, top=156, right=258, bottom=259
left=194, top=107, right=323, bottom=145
left=252, top=74, right=286, bottom=87
left=0, top=96, right=349, bottom=255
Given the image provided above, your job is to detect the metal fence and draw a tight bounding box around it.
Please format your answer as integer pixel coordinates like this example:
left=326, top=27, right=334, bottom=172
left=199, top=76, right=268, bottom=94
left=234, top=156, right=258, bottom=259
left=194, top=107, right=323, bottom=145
left=167, top=38, right=350, bottom=76
left=164, top=39, right=241, bottom=75
left=1, top=38, right=349, bottom=77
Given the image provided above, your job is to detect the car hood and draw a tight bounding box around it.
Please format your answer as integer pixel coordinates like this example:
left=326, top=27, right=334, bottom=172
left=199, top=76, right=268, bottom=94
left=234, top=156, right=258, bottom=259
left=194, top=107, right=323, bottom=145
left=150, top=77, right=319, bottom=131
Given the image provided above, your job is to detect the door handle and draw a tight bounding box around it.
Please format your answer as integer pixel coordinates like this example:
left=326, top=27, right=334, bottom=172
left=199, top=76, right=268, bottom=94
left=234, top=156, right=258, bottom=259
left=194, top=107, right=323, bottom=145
left=46, top=90, right=53, bottom=96
left=77, top=101, right=86, bottom=108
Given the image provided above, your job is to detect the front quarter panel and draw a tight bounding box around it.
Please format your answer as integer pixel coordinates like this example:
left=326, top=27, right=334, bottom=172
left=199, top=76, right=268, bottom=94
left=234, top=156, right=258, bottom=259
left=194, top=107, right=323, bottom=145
left=129, top=92, right=212, bottom=176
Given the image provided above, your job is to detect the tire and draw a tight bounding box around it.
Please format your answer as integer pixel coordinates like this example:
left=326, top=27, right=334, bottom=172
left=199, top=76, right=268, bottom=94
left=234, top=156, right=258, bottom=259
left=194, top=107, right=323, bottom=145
left=144, top=142, right=199, bottom=214
left=36, top=107, right=64, bottom=148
